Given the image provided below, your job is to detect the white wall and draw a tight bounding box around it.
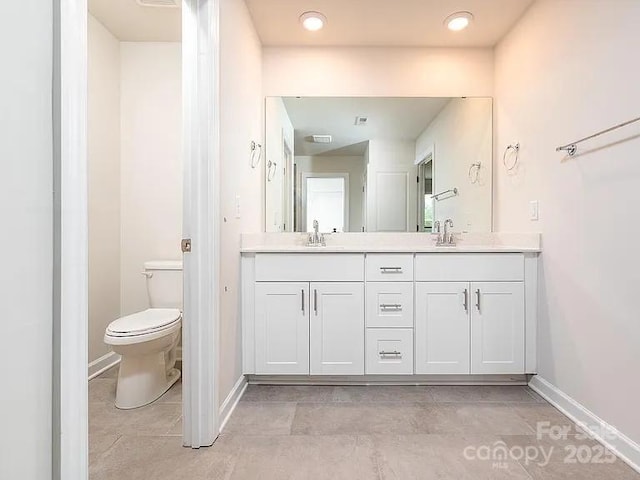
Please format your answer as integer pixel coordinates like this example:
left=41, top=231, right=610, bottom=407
left=366, top=139, right=417, bottom=232
left=119, top=42, right=182, bottom=315
left=0, top=1, right=53, bottom=477
left=495, top=0, right=640, bottom=447
left=264, top=96, right=294, bottom=232
left=263, top=47, right=494, bottom=97
left=219, top=0, right=263, bottom=406
left=88, top=15, right=121, bottom=364
left=295, top=155, right=366, bottom=232
left=416, top=98, right=492, bottom=231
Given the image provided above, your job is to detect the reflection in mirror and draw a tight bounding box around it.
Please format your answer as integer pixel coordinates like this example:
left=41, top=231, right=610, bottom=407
left=264, top=97, right=492, bottom=233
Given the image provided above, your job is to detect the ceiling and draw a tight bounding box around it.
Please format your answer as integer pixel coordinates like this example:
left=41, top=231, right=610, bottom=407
left=282, top=97, right=452, bottom=156
left=245, top=0, right=534, bottom=47
left=88, top=0, right=181, bottom=42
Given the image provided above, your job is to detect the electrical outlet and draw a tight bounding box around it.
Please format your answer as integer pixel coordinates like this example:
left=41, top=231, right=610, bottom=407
left=529, top=200, right=539, bottom=221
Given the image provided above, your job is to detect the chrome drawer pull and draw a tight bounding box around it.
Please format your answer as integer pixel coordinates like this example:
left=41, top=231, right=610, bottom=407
left=301, top=289, right=305, bottom=313
left=380, top=303, right=402, bottom=311
left=379, top=350, right=402, bottom=356
left=380, top=267, right=402, bottom=273
left=475, top=288, right=481, bottom=312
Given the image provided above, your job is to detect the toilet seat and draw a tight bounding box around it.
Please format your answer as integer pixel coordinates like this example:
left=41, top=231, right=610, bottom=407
left=105, top=308, right=182, bottom=346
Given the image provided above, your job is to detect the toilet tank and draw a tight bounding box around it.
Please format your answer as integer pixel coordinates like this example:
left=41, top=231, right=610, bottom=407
left=144, top=260, right=183, bottom=309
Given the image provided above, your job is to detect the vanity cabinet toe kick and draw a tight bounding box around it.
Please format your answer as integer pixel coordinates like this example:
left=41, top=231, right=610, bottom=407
left=241, top=251, right=538, bottom=379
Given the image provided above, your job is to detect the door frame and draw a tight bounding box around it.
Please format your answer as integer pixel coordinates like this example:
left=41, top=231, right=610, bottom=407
left=54, top=0, right=219, bottom=477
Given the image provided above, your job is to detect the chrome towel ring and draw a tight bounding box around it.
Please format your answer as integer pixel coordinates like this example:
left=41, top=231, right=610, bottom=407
left=250, top=140, right=262, bottom=168
left=503, top=143, right=520, bottom=171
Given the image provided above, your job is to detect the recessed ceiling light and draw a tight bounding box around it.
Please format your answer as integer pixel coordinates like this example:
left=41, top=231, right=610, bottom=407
left=444, top=11, right=473, bottom=31
left=300, top=11, right=327, bottom=32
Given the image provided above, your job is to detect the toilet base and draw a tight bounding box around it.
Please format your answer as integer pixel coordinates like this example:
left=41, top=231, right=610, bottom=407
left=115, top=353, right=181, bottom=410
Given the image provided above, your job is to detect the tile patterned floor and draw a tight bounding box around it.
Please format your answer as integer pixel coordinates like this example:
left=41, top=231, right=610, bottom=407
left=89, top=369, right=639, bottom=479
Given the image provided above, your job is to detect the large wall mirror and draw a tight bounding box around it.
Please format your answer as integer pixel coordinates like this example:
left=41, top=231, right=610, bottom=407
left=264, top=97, right=492, bottom=233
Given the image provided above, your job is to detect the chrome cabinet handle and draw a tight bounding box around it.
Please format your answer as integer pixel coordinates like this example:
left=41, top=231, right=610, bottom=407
left=463, top=288, right=468, bottom=312
left=380, top=266, right=402, bottom=273
left=379, top=350, right=401, bottom=356
left=314, top=289, right=318, bottom=315
left=301, top=289, right=305, bottom=313
left=475, top=289, right=481, bottom=312
left=380, top=303, right=402, bottom=311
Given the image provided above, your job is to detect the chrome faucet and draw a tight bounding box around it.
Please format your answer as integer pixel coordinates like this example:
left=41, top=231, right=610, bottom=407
left=432, top=220, right=442, bottom=244
left=433, top=219, right=455, bottom=246
left=307, top=219, right=325, bottom=246
left=443, top=219, right=455, bottom=245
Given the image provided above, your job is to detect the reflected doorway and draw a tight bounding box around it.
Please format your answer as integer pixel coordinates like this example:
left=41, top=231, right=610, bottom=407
left=301, top=173, right=349, bottom=232
left=417, top=156, right=434, bottom=232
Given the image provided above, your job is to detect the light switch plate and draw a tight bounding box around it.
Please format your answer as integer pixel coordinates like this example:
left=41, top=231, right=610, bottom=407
left=235, top=195, right=241, bottom=219
left=529, top=200, right=539, bottom=221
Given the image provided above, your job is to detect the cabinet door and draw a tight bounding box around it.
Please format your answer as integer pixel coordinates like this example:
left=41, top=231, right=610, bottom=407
left=310, top=282, right=365, bottom=375
left=415, top=282, right=470, bottom=374
left=471, top=282, right=524, bottom=374
left=255, top=282, right=309, bottom=375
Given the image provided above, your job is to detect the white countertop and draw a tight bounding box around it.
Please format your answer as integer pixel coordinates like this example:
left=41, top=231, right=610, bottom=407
left=240, top=232, right=541, bottom=254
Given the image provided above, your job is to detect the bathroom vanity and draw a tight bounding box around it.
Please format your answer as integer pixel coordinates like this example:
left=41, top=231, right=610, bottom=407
left=241, top=233, right=540, bottom=382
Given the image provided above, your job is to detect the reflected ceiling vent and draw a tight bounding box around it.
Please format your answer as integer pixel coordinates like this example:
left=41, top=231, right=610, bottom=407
left=311, top=135, right=333, bottom=144
left=136, top=0, right=179, bottom=8
left=355, top=116, right=368, bottom=126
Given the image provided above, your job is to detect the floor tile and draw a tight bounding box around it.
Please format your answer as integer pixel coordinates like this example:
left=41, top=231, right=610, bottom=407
left=291, top=402, right=430, bottom=435
left=520, top=457, right=639, bottom=479
left=89, top=378, right=117, bottom=404
left=89, top=434, right=121, bottom=466
left=241, top=384, right=335, bottom=403
left=223, top=402, right=297, bottom=435
left=422, top=403, right=536, bottom=435
left=221, top=434, right=380, bottom=480
left=156, top=379, right=182, bottom=404
left=509, top=404, right=584, bottom=436
left=371, top=434, right=531, bottom=480
left=429, top=385, right=540, bottom=403
left=332, top=385, right=435, bottom=403
left=499, top=434, right=640, bottom=478
left=89, top=402, right=182, bottom=436
left=89, top=434, right=239, bottom=480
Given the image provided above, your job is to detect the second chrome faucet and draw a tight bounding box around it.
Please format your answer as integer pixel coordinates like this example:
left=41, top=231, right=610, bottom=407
left=433, top=219, right=456, bottom=246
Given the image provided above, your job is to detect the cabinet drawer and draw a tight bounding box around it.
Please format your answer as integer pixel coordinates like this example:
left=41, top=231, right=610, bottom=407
left=366, top=282, right=414, bottom=328
left=366, top=254, right=414, bottom=281
left=415, top=253, right=524, bottom=282
left=255, top=254, right=364, bottom=282
left=366, top=328, right=414, bottom=375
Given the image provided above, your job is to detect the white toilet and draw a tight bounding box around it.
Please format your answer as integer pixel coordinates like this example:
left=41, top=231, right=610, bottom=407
left=104, top=260, right=182, bottom=409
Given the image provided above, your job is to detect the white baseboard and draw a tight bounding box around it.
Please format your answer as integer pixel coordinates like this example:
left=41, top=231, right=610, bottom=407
left=88, top=351, right=121, bottom=380
left=529, top=376, right=640, bottom=474
left=219, top=375, right=248, bottom=433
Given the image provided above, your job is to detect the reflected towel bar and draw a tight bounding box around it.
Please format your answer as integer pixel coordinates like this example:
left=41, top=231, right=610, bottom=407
left=432, top=188, right=458, bottom=201
left=556, top=115, right=640, bottom=156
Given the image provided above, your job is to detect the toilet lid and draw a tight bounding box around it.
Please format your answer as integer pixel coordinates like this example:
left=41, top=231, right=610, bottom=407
left=107, top=308, right=181, bottom=337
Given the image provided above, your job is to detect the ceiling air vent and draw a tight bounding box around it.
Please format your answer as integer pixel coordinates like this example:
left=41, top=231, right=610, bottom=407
left=355, top=116, right=368, bottom=126
left=136, top=0, right=179, bottom=8
left=311, top=135, right=333, bottom=144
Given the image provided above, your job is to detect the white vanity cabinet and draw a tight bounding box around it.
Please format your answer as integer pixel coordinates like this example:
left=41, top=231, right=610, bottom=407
left=365, top=254, right=415, bottom=375
left=242, top=247, right=539, bottom=379
left=247, top=254, right=365, bottom=376
left=414, top=254, right=526, bottom=375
